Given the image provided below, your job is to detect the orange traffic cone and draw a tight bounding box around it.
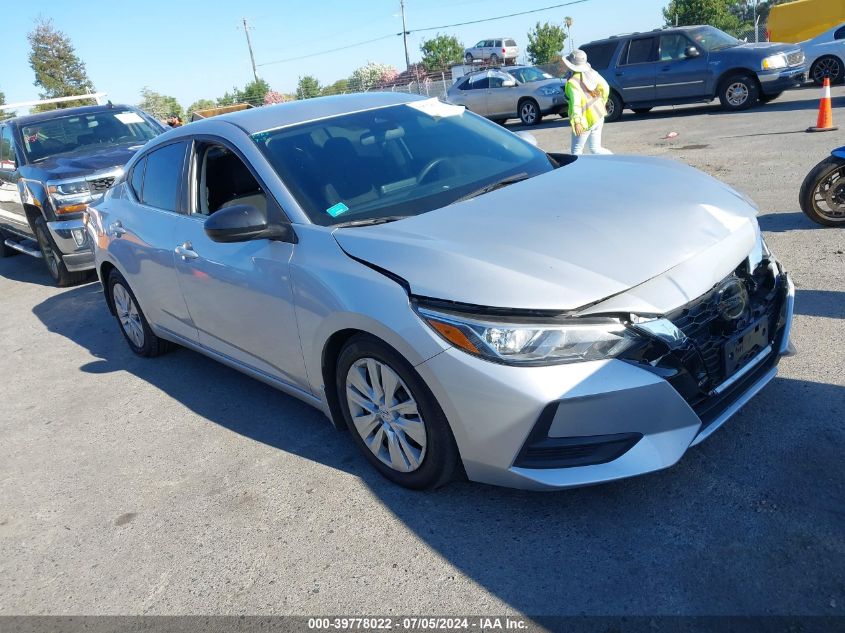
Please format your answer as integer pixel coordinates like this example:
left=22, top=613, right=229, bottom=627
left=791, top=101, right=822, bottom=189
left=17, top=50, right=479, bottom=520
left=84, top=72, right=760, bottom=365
left=807, top=76, right=838, bottom=132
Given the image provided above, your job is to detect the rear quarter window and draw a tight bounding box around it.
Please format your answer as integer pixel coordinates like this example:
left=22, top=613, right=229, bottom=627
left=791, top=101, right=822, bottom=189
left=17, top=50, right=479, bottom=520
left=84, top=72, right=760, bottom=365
left=505, top=39, right=517, bottom=46
left=581, top=41, right=619, bottom=70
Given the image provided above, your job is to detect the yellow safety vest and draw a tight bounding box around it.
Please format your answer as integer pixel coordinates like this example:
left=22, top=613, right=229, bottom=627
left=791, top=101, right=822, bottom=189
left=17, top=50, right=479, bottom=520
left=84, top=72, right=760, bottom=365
left=565, top=72, right=610, bottom=130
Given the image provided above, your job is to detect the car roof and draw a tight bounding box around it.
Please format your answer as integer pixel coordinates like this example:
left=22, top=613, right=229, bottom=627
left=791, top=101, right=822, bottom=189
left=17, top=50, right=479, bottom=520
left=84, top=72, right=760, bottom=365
left=7, top=104, right=139, bottom=126
left=190, top=92, right=429, bottom=135
left=583, top=25, right=704, bottom=46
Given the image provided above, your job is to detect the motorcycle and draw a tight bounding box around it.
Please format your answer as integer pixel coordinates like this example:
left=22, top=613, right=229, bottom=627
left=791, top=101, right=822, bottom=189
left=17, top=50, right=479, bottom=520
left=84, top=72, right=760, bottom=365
left=799, top=147, right=845, bottom=226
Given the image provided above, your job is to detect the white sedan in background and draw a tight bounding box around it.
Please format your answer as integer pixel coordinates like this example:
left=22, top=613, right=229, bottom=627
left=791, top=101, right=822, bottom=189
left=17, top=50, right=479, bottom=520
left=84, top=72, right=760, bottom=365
left=803, top=23, right=845, bottom=85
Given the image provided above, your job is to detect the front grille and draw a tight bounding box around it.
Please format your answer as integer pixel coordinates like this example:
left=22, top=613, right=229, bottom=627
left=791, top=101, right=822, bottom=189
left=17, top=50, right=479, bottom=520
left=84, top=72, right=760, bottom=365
left=88, top=176, right=116, bottom=192
left=787, top=50, right=805, bottom=67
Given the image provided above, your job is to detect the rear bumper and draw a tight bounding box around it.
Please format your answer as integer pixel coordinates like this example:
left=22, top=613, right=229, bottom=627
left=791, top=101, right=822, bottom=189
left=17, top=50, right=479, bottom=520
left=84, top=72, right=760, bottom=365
left=47, top=218, right=95, bottom=271
left=758, top=66, right=807, bottom=94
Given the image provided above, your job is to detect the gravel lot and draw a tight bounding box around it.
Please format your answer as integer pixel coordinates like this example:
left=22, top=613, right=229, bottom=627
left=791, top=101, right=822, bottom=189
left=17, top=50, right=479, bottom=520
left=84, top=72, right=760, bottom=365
left=1, top=87, right=843, bottom=618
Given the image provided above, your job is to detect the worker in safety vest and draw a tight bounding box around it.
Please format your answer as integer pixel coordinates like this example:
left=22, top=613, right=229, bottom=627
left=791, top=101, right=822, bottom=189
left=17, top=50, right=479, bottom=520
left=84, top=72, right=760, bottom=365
left=563, top=49, right=613, bottom=155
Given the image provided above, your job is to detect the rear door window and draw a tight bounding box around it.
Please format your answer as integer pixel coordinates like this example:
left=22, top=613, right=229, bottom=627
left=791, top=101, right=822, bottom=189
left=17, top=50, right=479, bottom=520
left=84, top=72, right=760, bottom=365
left=581, top=41, right=619, bottom=70
left=469, top=74, right=490, bottom=89
left=622, top=37, right=657, bottom=65
left=139, top=142, right=187, bottom=212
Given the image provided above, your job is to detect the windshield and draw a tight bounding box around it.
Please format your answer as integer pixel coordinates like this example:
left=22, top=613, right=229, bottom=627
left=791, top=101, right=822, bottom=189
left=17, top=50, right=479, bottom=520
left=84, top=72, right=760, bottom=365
left=21, top=110, right=161, bottom=162
left=510, top=67, right=554, bottom=83
left=251, top=101, right=555, bottom=227
left=688, top=26, right=741, bottom=51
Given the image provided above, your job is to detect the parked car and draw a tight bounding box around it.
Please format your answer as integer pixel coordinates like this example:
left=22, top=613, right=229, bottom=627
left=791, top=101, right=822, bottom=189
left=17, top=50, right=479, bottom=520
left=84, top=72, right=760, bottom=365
left=767, top=0, right=844, bottom=44
left=464, top=38, right=519, bottom=65
left=87, top=92, right=795, bottom=491
left=0, top=103, right=165, bottom=285
left=580, top=25, right=807, bottom=121
left=445, top=66, right=566, bottom=125
left=801, top=23, right=845, bottom=85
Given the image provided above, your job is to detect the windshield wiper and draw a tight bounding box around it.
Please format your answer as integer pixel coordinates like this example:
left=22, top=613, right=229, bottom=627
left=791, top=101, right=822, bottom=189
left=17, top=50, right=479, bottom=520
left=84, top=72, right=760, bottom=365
left=452, top=172, right=531, bottom=204
left=333, top=215, right=408, bottom=228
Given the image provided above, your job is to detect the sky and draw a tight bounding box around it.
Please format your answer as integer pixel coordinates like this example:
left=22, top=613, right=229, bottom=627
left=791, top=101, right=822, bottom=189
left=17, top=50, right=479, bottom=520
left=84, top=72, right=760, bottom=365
left=3, top=0, right=668, bottom=110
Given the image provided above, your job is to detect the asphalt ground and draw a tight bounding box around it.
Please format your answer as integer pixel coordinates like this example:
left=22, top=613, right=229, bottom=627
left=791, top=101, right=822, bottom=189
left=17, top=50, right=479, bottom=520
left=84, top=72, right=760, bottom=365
left=1, top=86, right=843, bottom=619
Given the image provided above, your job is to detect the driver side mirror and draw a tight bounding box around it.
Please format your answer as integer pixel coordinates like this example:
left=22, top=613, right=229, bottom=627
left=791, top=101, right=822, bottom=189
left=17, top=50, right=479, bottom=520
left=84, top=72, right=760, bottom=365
left=685, top=45, right=700, bottom=58
left=204, top=203, right=294, bottom=243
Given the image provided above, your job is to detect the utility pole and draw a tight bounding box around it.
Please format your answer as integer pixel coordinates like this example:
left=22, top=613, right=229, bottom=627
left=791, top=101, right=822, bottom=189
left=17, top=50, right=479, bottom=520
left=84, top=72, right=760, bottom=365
left=241, top=17, right=260, bottom=83
left=400, top=0, right=411, bottom=72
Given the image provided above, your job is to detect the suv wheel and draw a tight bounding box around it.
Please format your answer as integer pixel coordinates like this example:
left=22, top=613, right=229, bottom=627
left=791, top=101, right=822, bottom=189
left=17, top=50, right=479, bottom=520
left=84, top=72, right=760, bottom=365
left=489, top=53, right=499, bottom=66
left=811, top=55, right=843, bottom=86
left=33, top=216, right=87, bottom=287
left=719, top=73, right=759, bottom=111
left=108, top=269, right=172, bottom=357
left=465, top=53, right=473, bottom=64
left=519, top=99, right=542, bottom=126
left=605, top=91, right=623, bottom=122
left=336, top=335, right=459, bottom=490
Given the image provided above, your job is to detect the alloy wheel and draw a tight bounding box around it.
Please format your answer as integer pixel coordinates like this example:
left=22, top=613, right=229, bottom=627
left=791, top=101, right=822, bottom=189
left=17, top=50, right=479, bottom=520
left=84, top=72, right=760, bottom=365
left=814, top=57, right=842, bottom=84
left=35, top=226, right=60, bottom=279
left=520, top=101, right=538, bottom=125
left=345, top=357, right=427, bottom=473
left=112, top=283, right=145, bottom=348
left=726, top=82, right=749, bottom=107
left=813, top=166, right=845, bottom=222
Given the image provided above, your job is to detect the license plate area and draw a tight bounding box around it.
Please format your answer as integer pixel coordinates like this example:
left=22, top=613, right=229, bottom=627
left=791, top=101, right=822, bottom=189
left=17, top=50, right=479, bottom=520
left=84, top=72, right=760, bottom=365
left=724, top=317, right=770, bottom=376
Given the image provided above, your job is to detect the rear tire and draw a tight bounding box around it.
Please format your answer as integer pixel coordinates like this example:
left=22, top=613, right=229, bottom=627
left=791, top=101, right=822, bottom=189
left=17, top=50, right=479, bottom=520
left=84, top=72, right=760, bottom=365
left=518, top=98, right=542, bottom=126
left=605, top=91, right=623, bottom=122
left=718, top=73, right=759, bottom=111
left=489, top=53, right=499, bottom=66
left=799, top=156, right=845, bottom=226
left=465, top=53, right=473, bottom=64
left=107, top=269, right=173, bottom=357
left=336, top=334, right=460, bottom=490
left=33, top=216, right=88, bottom=287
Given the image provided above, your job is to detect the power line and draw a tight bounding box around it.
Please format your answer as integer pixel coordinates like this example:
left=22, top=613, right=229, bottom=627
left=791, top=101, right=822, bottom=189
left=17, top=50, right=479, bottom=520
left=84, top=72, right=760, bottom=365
left=258, top=34, right=397, bottom=67
left=257, top=0, right=591, bottom=67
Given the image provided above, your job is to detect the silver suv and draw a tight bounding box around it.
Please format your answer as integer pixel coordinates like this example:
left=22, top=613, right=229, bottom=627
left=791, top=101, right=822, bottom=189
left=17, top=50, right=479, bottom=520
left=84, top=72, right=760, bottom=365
left=464, top=38, right=519, bottom=65
left=88, top=93, right=795, bottom=490
left=445, top=66, right=566, bottom=125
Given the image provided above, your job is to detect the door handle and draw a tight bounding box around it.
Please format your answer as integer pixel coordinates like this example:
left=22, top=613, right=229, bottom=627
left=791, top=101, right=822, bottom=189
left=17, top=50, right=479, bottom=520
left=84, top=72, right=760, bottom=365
left=109, top=221, right=126, bottom=237
left=175, top=242, right=199, bottom=260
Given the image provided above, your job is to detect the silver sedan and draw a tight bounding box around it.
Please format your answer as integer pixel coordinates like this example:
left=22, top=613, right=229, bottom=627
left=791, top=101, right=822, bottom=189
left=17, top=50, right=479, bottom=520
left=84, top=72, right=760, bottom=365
left=87, top=92, right=795, bottom=490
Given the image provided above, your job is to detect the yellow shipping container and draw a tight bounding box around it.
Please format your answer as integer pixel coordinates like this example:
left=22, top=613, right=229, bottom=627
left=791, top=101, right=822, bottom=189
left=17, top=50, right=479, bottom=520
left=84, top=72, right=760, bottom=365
left=767, top=0, right=845, bottom=43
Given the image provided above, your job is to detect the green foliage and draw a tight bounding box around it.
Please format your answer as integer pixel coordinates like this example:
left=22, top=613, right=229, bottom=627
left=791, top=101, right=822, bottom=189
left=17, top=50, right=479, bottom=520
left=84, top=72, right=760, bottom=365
left=27, top=18, right=96, bottom=111
left=138, top=87, right=184, bottom=121
left=296, top=75, right=322, bottom=100
left=217, top=79, right=270, bottom=107
left=0, top=90, right=12, bottom=120
left=187, top=99, right=216, bottom=115
left=322, top=79, right=350, bottom=96
left=730, top=0, right=789, bottom=25
left=526, top=22, right=567, bottom=65
left=420, top=33, right=464, bottom=72
left=662, top=0, right=743, bottom=32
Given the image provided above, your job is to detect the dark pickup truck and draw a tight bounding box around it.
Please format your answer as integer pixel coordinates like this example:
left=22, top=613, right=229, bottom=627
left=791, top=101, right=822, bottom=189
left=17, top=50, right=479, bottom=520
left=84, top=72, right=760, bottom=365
left=0, top=104, right=164, bottom=285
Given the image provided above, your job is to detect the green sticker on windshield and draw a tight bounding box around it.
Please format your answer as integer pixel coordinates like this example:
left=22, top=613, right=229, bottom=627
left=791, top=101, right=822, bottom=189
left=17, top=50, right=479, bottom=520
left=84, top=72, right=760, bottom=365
left=326, top=202, right=349, bottom=218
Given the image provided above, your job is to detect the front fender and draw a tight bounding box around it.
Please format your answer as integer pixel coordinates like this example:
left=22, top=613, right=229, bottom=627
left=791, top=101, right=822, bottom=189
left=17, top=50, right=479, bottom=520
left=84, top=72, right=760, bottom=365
left=831, top=147, right=845, bottom=160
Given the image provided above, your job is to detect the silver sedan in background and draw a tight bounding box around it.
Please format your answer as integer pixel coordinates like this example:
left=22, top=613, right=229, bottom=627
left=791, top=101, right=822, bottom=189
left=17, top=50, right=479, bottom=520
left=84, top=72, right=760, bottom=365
left=87, top=92, right=794, bottom=490
left=446, top=66, right=567, bottom=125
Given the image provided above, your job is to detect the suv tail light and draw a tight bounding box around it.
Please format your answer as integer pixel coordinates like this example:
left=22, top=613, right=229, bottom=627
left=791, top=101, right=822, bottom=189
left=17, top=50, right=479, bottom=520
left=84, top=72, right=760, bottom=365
left=502, top=47, right=506, bottom=53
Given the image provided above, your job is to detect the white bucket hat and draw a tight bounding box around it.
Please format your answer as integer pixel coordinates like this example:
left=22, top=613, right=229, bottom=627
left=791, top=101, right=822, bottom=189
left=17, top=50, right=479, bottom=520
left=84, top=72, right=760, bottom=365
left=563, top=49, right=592, bottom=73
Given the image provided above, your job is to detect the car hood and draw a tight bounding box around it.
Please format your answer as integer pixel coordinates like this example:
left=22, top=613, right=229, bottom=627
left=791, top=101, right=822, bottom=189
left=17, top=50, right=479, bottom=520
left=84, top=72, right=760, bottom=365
left=728, top=41, right=800, bottom=57
left=29, top=142, right=143, bottom=180
left=333, top=156, right=759, bottom=312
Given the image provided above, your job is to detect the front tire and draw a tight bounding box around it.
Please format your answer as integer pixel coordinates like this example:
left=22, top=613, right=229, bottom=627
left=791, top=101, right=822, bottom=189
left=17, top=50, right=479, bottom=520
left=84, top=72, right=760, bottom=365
left=605, top=91, right=623, bottom=122
left=811, top=55, right=843, bottom=86
left=718, top=73, right=759, bottom=111
left=108, top=269, right=173, bottom=357
left=799, top=156, right=845, bottom=226
left=519, top=98, right=542, bottom=126
left=465, top=53, right=474, bottom=64
left=336, top=335, right=459, bottom=490
left=33, top=216, right=87, bottom=287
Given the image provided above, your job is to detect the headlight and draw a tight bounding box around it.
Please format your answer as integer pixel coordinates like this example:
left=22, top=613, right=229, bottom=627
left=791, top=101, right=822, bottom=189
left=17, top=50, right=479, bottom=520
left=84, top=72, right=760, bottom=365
left=762, top=54, right=788, bottom=70
left=537, top=86, right=562, bottom=96
left=49, top=180, right=90, bottom=196
left=417, top=306, right=641, bottom=366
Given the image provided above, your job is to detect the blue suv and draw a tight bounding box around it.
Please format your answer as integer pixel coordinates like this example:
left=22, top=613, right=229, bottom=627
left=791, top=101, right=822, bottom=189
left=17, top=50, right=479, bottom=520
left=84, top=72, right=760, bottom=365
left=581, top=25, right=807, bottom=121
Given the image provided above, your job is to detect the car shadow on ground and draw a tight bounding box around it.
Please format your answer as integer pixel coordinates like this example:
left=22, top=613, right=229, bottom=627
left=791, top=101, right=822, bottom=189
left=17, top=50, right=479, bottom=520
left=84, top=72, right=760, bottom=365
left=795, top=289, right=845, bottom=319
left=0, top=254, right=97, bottom=288
left=757, top=211, right=821, bottom=232
left=26, top=276, right=845, bottom=615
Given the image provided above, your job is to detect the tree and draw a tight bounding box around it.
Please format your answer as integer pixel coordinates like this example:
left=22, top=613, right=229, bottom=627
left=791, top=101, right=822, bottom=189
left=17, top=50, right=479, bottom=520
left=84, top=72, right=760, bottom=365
left=239, top=79, right=270, bottom=105
left=296, top=75, right=322, bottom=100
left=349, top=62, right=399, bottom=92
left=187, top=99, right=216, bottom=116
left=322, top=79, right=350, bottom=96
left=731, top=0, right=789, bottom=25
left=138, top=87, right=184, bottom=121
left=526, top=22, right=567, bottom=65
left=27, top=18, right=95, bottom=110
left=662, top=0, right=743, bottom=32
left=0, top=90, right=12, bottom=121
left=420, top=34, right=464, bottom=72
